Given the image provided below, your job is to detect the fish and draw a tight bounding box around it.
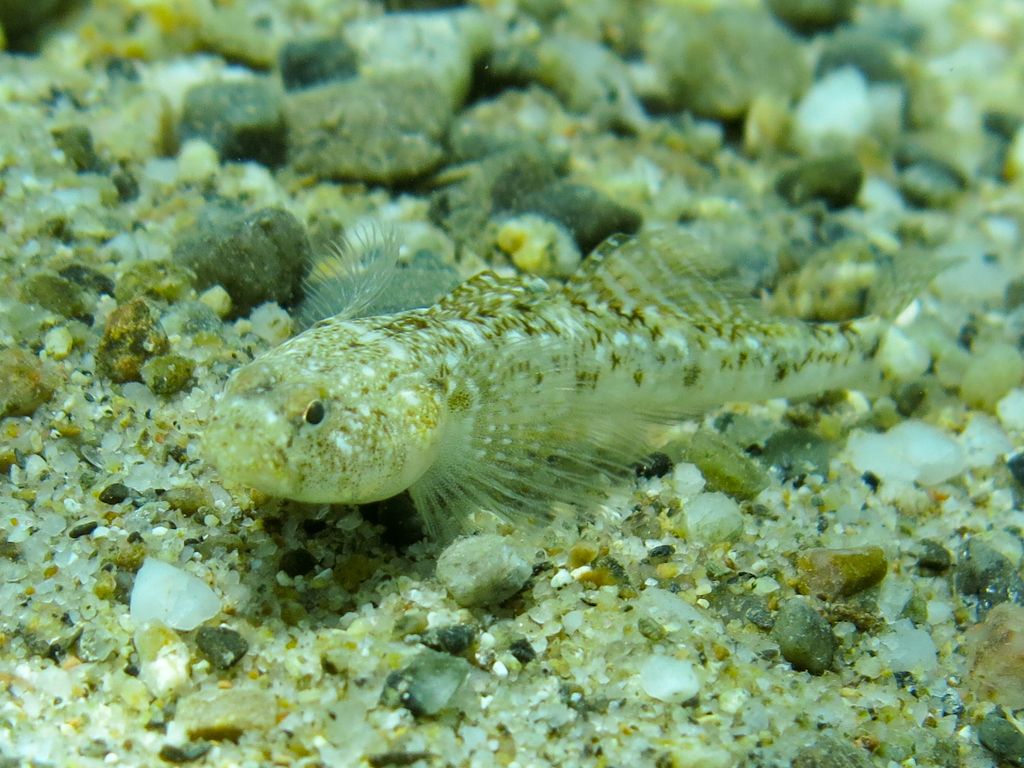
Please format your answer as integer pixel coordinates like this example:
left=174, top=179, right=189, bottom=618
left=204, top=227, right=919, bottom=538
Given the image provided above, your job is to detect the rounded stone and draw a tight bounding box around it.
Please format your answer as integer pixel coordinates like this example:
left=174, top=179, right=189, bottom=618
left=767, top=0, right=857, bottom=34
left=772, top=597, right=835, bottom=675
left=181, top=80, right=285, bottom=167
left=174, top=206, right=310, bottom=317
left=436, top=534, right=532, bottom=607
left=775, top=154, right=863, bottom=209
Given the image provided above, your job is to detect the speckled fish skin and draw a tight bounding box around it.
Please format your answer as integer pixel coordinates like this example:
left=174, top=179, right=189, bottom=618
left=205, top=229, right=887, bottom=536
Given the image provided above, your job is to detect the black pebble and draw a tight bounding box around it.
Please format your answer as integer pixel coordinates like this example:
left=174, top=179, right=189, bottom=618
left=279, top=548, right=317, bottom=577
left=99, top=482, right=131, bottom=504
left=195, top=626, right=249, bottom=670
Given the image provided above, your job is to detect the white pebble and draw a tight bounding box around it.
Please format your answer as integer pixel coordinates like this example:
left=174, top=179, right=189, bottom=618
left=997, top=388, right=1024, bottom=431
left=960, top=414, right=1012, bottom=469
left=638, top=654, right=700, bottom=702
left=877, top=326, right=930, bottom=382
left=877, top=619, right=937, bottom=674
left=43, top=326, right=74, bottom=360
left=685, top=492, right=743, bottom=544
left=846, top=420, right=965, bottom=485
left=436, top=534, right=532, bottom=607
left=794, top=67, right=871, bottom=152
left=130, top=558, right=222, bottom=631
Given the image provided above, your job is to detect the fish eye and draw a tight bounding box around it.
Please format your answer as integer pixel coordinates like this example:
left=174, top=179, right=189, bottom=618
left=303, top=400, right=326, bottom=425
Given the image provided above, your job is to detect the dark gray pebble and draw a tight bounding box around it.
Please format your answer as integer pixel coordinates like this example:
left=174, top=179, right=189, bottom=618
left=421, top=624, right=476, bottom=655
left=766, top=0, right=856, bottom=34
left=817, top=27, right=904, bottom=83
left=776, top=155, right=863, bottom=209
left=0, top=0, right=64, bottom=40
left=956, top=540, right=1024, bottom=610
left=508, top=637, right=536, bottom=664
left=98, top=482, right=131, bottom=504
left=175, top=206, right=310, bottom=317
left=52, top=125, right=105, bottom=173
left=278, top=38, right=358, bottom=91
left=181, top=80, right=285, bottom=167
left=1008, top=453, right=1024, bottom=487
left=771, top=596, right=834, bottom=675
left=761, top=428, right=832, bottom=479
left=279, top=548, right=317, bottom=578
left=915, top=539, right=952, bottom=572
left=505, top=181, right=642, bottom=253
left=195, top=626, right=249, bottom=670
left=68, top=521, right=98, bottom=539
left=978, top=711, right=1024, bottom=766
left=158, top=742, right=211, bottom=764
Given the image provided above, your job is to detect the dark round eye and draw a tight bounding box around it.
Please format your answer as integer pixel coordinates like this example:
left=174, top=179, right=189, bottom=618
left=303, top=400, right=326, bottom=425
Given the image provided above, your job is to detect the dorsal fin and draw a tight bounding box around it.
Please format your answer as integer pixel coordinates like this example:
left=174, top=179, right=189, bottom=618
left=570, top=227, right=767, bottom=323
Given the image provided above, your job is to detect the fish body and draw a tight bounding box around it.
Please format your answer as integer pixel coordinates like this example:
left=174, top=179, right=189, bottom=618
left=205, top=229, right=887, bottom=536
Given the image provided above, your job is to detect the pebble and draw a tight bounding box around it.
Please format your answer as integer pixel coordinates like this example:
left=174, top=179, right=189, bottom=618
left=645, top=6, right=809, bottom=120
left=98, top=482, right=131, bottom=504
left=766, top=0, right=856, bottom=34
left=793, top=67, right=872, bottom=153
left=421, top=624, right=476, bottom=655
left=133, top=622, right=192, bottom=698
left=846, top=420, right=965, bottom=486
left=286, top=75, right=451, bottom=184
left=278, top=38, right=357, bottom=91
left=761, top=427, right=832, bottom=479
left=504, top=181, right=642, bottom=254
left=380, top=649, right=471, bottom=717
left=678, top=430, right=770, bottom=501
left=278, top=548, right=317, bottom=578
left=180, top=80, right=285, bottom=167
left=998, top=388, right=1024, bottom=431
left=792, top=735, right=873, bottom=768
left=342, top=8, right=493, bottom=108
left=429, top=144, right=561, bottom=247
left=772, top=597, right=835, bottom=675
left=114, top=260, right=195, bottom=304
left=130, top=558, right=222, bottom=632
left=158, top=743, right=211, bottom=764
left=955, top=539, right=1024, bottom=611
left=977, top=711, right=1024, bottom=767
left=1008, top=453, right=1024, bottom=488
left=898, top=159, right=965, bottom=209
left=58, top=263, right=115, bottom=296
left=495, top=214, right=581, bottom=278
left=0, top=0, right=62, bottom=39
left=959, top=342, right=1024, bottom=411
left=52, top=125, right=105, bottom=173
left=775, top=154, right=863, bottom=209
left=817, top=27, right=904, bottom=83
left=195, top=626, right=249, bottom=670
left=684, top=492, right=744, bottom=544
left=915, top=539, right=952, bottom=572
left=634, top=452, right=674, bottom=480
left=174, top=206, right=310, bottom=317
left=797, top=546, right=888, bottom=600
left=965, top=603, right=1024, bottom=709
left=507, top=638, right=537, bottom=665
left=141, top=354, right=195, bottom=396
left=95, top=298, right=170, bottom=383
left=637, top=655, right=700, bottom=703
left=435, top=534, right=532, bottom=608
left=0, top=346, right=57, bottom=417
left=176, top=687, right=277, bottom=741
left=19, top=273, right=89, bottom=319
left=43, top=325, right=74, bottom=360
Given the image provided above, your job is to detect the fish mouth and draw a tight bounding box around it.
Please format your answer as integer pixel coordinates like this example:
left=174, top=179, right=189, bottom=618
left=202, top=395, right=297, bottom=498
